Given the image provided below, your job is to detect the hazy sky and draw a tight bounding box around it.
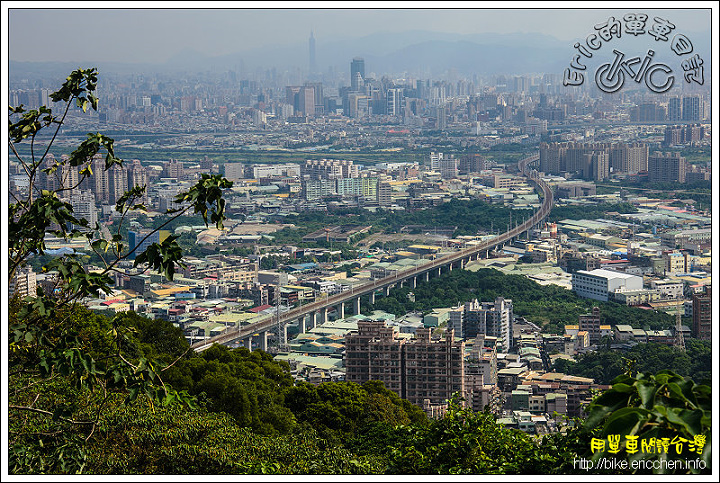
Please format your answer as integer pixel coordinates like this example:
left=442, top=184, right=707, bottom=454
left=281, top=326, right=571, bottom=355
left=6, top=3, right=715, bottom=64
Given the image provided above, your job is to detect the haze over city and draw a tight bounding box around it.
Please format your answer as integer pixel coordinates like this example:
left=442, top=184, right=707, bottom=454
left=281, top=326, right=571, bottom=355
left=8, top=5, right=712, bottom=64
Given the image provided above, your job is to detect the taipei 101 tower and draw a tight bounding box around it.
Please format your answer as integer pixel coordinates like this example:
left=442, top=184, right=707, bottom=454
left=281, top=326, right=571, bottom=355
left=309, top=30, right=317, bottom=75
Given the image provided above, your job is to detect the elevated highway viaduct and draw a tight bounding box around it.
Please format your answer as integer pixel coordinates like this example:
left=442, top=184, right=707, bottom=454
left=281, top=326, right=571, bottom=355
left=192, top=153, right=551, bottom=352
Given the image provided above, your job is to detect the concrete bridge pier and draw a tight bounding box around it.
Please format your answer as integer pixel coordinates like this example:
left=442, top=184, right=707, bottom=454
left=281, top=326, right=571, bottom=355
left=259, top=331, right=268, bottom=352
left=424, top=271, right=430, bottom=282
left=306, top=312, right=316, bottom=331
left=298, top=316, right=306, bottom=335
left=337, top=302, right=345, bottom=320
left=316, top=307, right=327, bottom=326
left=383, top=285, right=391, bottom=297
left=244, top=338, right=252, bottom=350
left=353, top=296, right=361, bottom=315
left=369, top=291, right=375, bottom=304
left=411, top=277, right=417, bottom=288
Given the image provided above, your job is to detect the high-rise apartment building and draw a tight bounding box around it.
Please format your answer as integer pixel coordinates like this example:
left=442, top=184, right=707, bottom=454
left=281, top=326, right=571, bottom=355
left=682, top=96, right=701, bottom=122
left=10, top=267, right=37, bottom=298
left=578, top=307, right=602, bottom=344
left=79, top=156, right=109, bottom=204
left=663, top=125, right=705, bottom=146
left=107, top=164, right=128, bottom=205
left=298, top=86, right=315, bottom=116
left=302, top=159, right=358, bottom=180
left=449, top=298, right=514, bottom=352
left=163, top=158, right=184, bottom=179
left=127, top=159, right=149, bottom=205
left=70, top=190, right=97, bottom=229
left=345, top=320, right=403, bottom=394
left=345, top=320, right=465, bottom=407
left=404, top=328, right=465, bottom=407
left=303, top=179, right=338, bottom=200
left=540, top=142, right=649, bottom=178
left=692, top=286, right=711, bottom=340
left=539, top=142, right=566, bottom=174
left=128, top=229, right=170, bottom=260
left=337, top=177, right=378, bottom=200
left=667, top=97, right=682, bottom=121
left=565, top=142, right=606, bottom=178
left=429, top=152, right=458, bottom=179
left=223, top=163, right=245, bottom=181
left=377, top=181, right=392, bottom=206
left=459, top=154, right=488, bottom=174
left=436, top=106, right=447, bottom=130
left=588, top=151, right=609, bottom=181
left=304, top=82, right=324, bottom=114
left=648, top=152, right=686, bottom=183
left=346, top=92, right=369, bottom=118
left=609, top=143, right=648, bottom=174
left=39, top=154, right=80, bottom=196
left=630, top=103, right=666, bottom=122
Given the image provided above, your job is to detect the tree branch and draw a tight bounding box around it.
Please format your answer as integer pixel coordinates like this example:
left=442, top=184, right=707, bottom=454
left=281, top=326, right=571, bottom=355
left=160, top=345, right=192, bottom=372
left=9, top=405, right=95, bottom=425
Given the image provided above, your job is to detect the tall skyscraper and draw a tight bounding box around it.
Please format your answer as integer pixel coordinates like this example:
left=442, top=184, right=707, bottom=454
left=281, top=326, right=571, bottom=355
left=298, top=86, right=315, bottom=116
left=682, top=96, right=701, bottom=121
left=350, top=57, right=365, bottom=91
left=668, top=97, right=682, bottom=121
left=308, top=31, right=316, bottom=74
left=386, top=88, right=404, bottom=117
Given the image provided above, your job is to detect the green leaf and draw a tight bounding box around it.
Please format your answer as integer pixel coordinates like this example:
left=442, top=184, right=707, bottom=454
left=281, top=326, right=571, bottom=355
left=636, top=380, right=657, bottom=409
left=602, top=406, right=650, bottom=437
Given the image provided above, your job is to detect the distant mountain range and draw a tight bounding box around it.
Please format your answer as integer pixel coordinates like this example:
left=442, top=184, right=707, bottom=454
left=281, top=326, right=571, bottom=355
left=10, top=29, right=711, bottom=80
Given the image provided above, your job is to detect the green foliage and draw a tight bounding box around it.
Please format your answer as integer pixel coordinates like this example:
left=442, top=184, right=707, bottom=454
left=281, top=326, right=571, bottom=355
left=83, top=396, right=382, bottom=474
left=583, top=371, right=711, bottom=474
left=284, top=380, right=427, bottom=444
left=8, top=302, right=198, bottom=475
left=163, top=345, right=296, bottom=434
left=367, top=268, right=674, bottom=334
left=557, top=341, right=712, bottom=385
left=8, top=68, right=231, bottom=474
left=132, top=234, right=185, bottom=280
left=174, top=173, right=233, bottom=229
left=374, top=397, right=559, bottom=474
